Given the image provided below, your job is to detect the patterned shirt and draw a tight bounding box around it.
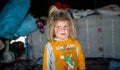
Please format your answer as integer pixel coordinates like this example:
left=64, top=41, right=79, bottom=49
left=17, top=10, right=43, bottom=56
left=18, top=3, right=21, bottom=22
left=42, top=38, right=86, bottom=70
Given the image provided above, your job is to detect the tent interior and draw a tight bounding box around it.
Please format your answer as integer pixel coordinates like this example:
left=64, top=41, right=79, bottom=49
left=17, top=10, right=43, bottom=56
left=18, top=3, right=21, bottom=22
left=0, top=0, right=120, bottom=70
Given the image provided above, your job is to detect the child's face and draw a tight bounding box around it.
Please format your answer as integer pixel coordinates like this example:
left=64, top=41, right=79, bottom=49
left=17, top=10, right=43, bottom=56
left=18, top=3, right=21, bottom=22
left=54, top=20, right=70, bottom=40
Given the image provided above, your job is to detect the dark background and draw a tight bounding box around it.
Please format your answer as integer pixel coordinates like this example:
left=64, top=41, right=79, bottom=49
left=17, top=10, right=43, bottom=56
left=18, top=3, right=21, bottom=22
left=0, top=0, right=120, bottom=17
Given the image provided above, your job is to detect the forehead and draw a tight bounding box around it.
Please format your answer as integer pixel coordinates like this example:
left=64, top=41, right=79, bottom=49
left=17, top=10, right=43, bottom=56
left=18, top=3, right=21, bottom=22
left=54, top=20, right=70, bottom=26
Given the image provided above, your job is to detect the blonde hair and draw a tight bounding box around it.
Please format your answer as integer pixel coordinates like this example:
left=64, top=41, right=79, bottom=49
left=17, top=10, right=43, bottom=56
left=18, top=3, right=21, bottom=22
left=47, top=6, right=77, bottom=41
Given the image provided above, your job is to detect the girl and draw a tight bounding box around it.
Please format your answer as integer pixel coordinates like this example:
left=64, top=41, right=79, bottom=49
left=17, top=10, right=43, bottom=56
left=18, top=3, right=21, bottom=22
left=42, top=6, right=86, bottom=70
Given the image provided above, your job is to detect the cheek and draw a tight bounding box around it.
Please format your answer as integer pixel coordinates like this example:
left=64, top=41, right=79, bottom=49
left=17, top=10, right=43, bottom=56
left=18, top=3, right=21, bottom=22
left=65, top=28, right=70, bottom=36
left=54, top=29, right=60, bottom=35
left=66, top=28, right=70, bottom=33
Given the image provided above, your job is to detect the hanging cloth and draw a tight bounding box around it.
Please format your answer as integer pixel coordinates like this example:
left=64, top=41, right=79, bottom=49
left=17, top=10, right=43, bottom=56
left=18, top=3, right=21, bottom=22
left=0, top=0, right=30, bottom=39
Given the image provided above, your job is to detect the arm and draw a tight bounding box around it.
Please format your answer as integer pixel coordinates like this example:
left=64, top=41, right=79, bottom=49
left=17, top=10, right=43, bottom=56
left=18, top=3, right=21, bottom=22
left=74, top=39, right=86, bottom=70
left=42, top=46, right=47, bottom=70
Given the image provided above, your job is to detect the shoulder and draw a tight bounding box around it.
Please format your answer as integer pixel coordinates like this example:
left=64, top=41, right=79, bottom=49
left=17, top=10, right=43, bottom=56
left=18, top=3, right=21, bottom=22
left=45, top=41, right=55, bottom=48
left=72, top=38, right=79, bottom=43
left=72, top=38, right=82, bottom=46
left=45, top=42, right=50, bottom=47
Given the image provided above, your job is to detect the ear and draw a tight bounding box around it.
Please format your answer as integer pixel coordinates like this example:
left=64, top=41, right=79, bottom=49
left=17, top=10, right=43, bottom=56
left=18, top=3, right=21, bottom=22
left=48, top=5, right=58, bottom=15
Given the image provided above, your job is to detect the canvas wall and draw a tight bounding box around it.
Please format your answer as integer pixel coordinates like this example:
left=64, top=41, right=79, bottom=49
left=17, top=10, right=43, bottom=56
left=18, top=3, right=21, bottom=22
left=28, top=15, right=120, bottom=59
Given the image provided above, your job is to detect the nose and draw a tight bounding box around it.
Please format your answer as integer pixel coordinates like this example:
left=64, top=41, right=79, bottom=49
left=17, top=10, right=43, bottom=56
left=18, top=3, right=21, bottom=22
left=61, top=27, right=66, bottom=31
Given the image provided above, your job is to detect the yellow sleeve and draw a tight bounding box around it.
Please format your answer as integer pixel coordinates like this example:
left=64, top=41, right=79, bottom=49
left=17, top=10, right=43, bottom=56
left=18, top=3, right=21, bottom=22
left=42, top=46, right=47, bottom=70
left=74, top=39, right=86, bottom=69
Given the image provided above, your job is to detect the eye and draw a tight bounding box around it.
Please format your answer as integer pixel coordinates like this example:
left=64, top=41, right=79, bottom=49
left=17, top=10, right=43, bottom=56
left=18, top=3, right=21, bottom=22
left=64, top=26, right=69, bottom=28
left=56, top=26, right=60, bottom=28
left=56, top=26, right=61, bottom=28
left=55, top=26, right=62, bottom=30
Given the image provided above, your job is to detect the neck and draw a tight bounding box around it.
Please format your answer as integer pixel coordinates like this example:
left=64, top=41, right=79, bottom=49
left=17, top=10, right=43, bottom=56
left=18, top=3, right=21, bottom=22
left=54, top=37, right=68, bottom=41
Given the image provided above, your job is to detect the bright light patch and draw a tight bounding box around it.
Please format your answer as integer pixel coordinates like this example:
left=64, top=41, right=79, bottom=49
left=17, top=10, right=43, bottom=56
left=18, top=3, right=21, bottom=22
left=10, top=36, right=27, bottom=44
